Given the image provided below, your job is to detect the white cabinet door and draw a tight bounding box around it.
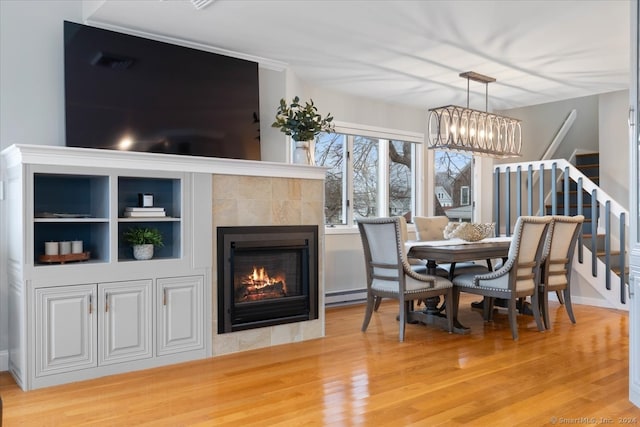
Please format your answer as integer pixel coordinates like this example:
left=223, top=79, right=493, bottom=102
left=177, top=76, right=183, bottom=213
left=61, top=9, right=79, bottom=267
left=35, top=284, right=97, bottom=377
left=98, top=280, right=153, bottom=365
left=157, top=276, right=204, bottom=356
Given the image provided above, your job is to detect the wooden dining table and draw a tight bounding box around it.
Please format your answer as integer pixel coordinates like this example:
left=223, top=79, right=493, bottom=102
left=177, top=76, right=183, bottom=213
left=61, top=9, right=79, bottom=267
left=404, top=236, right=512, bottom=334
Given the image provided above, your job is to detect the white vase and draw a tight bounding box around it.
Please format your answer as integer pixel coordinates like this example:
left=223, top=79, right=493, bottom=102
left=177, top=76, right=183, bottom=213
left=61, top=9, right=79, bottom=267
left=293, top=140, right=314, bottom=165
left=133, top=244, right=154, bottom=260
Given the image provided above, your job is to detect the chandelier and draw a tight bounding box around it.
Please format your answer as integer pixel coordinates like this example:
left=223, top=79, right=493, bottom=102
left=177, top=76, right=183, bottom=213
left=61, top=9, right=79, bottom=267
left=427, top=71, right=522, bottom=158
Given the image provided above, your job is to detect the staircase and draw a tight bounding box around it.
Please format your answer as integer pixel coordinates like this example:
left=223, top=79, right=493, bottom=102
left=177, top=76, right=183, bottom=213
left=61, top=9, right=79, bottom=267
left=546, top=152, right=598, bottom=233
left=546, top=152, right=628, bottom=284
left=494, top=155, right=629, bottom=309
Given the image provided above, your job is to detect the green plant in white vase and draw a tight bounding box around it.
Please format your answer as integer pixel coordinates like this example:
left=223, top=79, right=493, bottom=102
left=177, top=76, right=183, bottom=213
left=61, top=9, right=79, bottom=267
left=271, top=96, right=334, bottom=164
left=123, top=227, right=164, bottom=260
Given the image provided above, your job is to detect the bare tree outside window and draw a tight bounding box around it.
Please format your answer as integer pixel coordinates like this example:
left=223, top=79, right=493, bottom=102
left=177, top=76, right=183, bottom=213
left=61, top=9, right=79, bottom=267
left=352, top=136, right=378, bottom=218
left=315, top=132, right=415, bottom=226
left=434, top=151, right=473, bottom=222
left=389, top=140, right=412, bottom=221
left=315, top=133, right=345, bottom=225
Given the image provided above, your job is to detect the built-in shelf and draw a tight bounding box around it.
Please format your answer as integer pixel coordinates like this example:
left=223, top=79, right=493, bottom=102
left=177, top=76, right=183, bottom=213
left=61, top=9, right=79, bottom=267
left=31, top=173, right=183, bottom=265
left=33, top=173, right=110, bottom=265
left=117, top=176, right=182, bottom=262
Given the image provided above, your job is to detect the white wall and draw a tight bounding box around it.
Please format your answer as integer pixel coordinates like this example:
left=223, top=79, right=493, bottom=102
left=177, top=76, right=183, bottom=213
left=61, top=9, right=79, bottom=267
left=0, top=0, right=86, bottom=373
left=599, top=90, right=630, bottom=209
left=304, top=84, right=426, bottom=134
left=258, top=67, right=287, bottom=163
left=497, top=95, right=600, bottom=163
left=0, top=1, right=83, bottom=151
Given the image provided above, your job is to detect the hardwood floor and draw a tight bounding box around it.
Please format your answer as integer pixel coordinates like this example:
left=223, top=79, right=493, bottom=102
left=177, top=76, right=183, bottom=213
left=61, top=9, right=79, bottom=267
left=1, top=294, right=638, bottom=426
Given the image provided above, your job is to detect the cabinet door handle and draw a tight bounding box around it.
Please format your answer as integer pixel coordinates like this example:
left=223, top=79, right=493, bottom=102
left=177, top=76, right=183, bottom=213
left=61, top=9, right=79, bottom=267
left=163, top=288, right=167, bottom=306
left=105, top=293, right=109, bottom=312
left=89, top=294, right=93, bottom=315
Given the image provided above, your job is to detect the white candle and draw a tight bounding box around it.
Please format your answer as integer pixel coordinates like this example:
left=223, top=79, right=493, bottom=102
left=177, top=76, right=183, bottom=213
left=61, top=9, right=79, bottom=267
left=45, top=241, right=59, bottom=256
left=59, top=241, right=71, bottom=255
left=72, top=240, right=83, bottom=254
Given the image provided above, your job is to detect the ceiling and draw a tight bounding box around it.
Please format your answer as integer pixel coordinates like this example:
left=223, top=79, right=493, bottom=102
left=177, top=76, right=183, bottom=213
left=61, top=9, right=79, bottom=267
left=85, top=0, right=631, bottom=111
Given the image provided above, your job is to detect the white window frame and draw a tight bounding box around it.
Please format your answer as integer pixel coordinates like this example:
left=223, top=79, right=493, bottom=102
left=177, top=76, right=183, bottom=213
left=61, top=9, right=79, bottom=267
left=326, top=122, right=424, bottom=229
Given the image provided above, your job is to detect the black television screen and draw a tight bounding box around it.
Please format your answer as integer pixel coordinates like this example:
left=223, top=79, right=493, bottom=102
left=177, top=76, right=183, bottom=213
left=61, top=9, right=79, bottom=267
left=64, top=21, right=261, bottom=160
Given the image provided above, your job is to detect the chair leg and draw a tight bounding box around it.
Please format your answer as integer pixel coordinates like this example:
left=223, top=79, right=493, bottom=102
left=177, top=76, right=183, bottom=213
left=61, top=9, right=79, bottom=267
left=361, top=293, right=375, bottom=332
left=398, top=300, right=408, bottom=342
left=563, top=287, right=576, bottom=324
left=507, top=298, right=519, bottom=340
left=483, top=297, right=494, bottom=321
left=373, top=296, right=382, bottom=311
left=556, top=290, right=565, bottom=305
left=530, top=291, right=544, bottom=332
left=541, top=289, right=551, bottom=330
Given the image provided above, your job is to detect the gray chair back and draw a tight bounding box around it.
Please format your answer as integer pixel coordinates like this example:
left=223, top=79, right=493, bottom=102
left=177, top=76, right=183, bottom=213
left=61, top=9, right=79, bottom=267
left=543, top=215, right=585, bottom=287
left=358, top=217, right=405, bottom=291
left=489, top=216, right=551, bottom=292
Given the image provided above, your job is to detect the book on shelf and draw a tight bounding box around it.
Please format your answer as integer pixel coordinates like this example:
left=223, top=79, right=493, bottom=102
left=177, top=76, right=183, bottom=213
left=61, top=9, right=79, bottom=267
left=124, top=207, right=165, bottom=212
left=123, top=211, right=167, bottom=218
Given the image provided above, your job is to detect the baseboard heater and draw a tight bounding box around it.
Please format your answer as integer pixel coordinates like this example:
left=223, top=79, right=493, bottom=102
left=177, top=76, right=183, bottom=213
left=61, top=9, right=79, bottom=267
left=325, top=289, right=367, bottom=307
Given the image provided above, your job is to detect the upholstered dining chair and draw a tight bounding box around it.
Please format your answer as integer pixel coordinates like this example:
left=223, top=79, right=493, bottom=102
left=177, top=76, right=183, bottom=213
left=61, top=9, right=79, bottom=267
left=357, top=217, right=454, bottom=342
left=413, top=216, right=450, bottom=241
left=451, top=216, right=552, bottom=340
left=538, top=215, right=584, bottom=329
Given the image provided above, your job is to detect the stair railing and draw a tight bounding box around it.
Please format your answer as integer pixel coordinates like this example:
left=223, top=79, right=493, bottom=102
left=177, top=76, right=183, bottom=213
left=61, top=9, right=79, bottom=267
left=494, top=159, right=629, bottom=304
left=540, top=110, right=577, bottom=161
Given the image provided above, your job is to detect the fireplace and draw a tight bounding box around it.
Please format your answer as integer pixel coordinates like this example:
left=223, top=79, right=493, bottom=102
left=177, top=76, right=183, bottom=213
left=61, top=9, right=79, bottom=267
left=217, top=225, right=318, bottom=333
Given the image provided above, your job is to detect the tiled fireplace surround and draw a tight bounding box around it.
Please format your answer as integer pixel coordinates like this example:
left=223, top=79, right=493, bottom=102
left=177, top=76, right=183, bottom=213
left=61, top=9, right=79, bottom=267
left=211, top=174, right=325, bottom=355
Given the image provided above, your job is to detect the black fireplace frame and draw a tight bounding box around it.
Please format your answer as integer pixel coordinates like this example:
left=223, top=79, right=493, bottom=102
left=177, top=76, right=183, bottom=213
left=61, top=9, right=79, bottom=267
left=217, top=225, right=318, bottom=333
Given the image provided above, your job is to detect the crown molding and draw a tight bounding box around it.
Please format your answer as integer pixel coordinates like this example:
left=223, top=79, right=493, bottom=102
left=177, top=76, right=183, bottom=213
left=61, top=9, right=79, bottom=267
left=83, top=19, right=288, bottom=72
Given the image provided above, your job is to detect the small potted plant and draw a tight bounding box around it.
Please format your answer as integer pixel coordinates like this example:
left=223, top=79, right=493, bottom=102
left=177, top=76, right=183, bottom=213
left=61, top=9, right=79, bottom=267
left=271, top=96, right=334, bottom=164
left=123, top=227, right=164, bottom=260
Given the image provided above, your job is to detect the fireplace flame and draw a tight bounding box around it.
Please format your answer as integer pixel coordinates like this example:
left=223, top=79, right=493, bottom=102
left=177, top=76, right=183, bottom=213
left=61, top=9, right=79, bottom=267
left=247, top=267, right=286, bottom=289
left=238, top=266, right=288, bottom=301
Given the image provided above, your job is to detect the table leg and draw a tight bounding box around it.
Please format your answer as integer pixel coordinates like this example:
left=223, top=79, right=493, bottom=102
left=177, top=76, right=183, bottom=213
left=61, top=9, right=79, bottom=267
left=407, top=309, right=470, bottom=334
left=414, top=259, right=470, bottom=333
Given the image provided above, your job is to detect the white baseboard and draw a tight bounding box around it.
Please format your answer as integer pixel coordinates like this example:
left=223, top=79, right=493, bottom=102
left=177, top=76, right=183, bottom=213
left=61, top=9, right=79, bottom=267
left=569, top=295, right=629, bottom=311
left=0, top=349, right=8, bottom=372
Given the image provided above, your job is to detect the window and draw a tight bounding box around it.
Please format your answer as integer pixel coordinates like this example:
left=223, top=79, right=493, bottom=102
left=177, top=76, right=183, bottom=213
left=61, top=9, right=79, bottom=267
left=434, top=151, right=473, bottom=222
left=352, top=136, right=379, bottom=219
left=315, top=131, right=416, bottom=226
left=315, top=133, right=346, bottom=224
left=460, top=186, right=470, bottom=206
left=389, top=140, right=413, bottom=218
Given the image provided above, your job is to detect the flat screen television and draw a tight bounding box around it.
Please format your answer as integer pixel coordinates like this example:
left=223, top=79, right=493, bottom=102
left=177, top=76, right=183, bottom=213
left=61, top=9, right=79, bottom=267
left=64, top=21, right=261, bottom=160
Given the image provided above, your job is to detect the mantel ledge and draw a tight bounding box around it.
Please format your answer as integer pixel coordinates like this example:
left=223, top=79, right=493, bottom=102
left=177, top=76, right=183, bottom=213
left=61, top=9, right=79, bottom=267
left=2, top=144, right=327, bottom=180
